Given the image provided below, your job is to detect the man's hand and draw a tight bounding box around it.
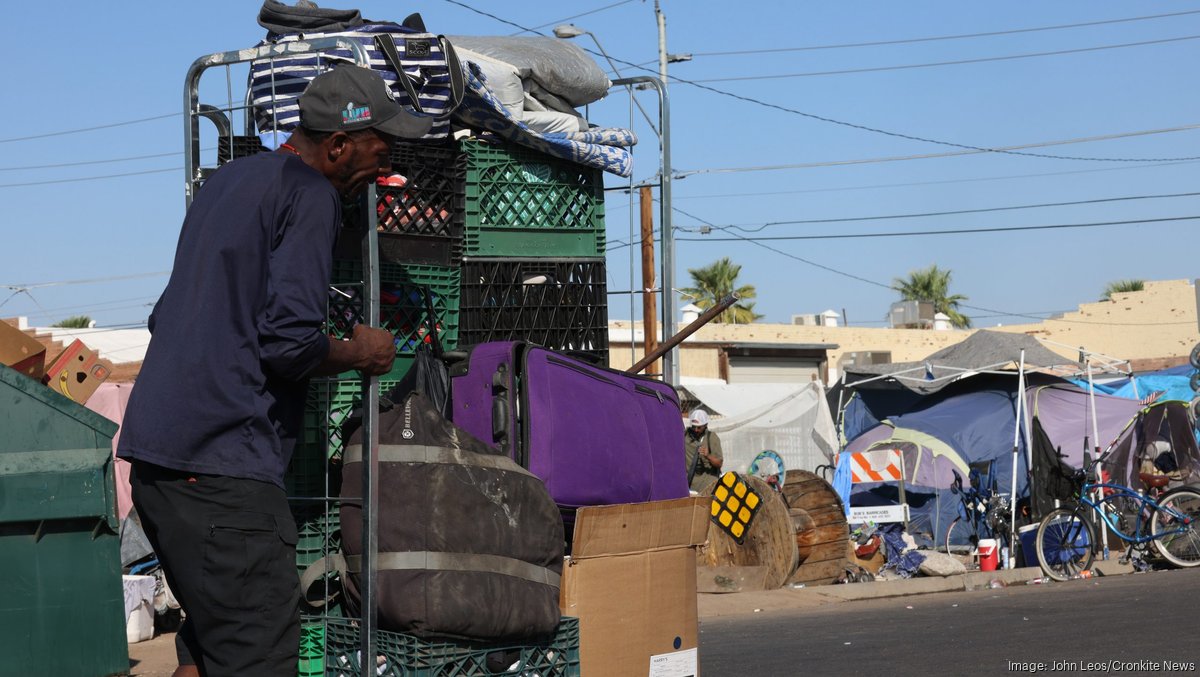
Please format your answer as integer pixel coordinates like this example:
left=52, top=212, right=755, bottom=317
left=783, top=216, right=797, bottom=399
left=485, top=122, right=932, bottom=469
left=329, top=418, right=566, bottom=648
left=314, top=324, right=397, bottom=377
left=349, top=324, right=396, bottom=376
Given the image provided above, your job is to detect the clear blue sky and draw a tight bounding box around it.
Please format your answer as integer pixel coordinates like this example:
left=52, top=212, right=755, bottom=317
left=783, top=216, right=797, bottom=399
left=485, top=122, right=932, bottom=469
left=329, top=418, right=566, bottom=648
left=2, top=1, right=1197, bottom=330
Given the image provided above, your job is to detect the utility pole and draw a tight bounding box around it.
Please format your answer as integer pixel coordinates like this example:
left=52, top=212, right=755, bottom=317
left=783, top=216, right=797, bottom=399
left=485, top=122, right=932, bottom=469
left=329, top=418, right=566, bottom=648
left=656, top=0, right=668, bottom=85
left=654, top=0, right=679, bottom=385
left=640, top=186, right=659, bottom=375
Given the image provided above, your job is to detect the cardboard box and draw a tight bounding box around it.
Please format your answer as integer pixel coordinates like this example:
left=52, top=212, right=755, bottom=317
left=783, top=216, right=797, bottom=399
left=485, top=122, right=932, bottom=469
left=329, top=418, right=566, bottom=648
left=43, top=339, right=110, bottom=404
left=560, top=497, right=710, bottom=677
left=0, top=322, right=46, bottom=380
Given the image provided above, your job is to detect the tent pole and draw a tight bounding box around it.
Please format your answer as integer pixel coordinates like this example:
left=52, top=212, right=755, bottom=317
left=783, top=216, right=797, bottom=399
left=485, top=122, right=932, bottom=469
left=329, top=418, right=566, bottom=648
left=1009, top=349, right=1025, bottom=570
left=835, top=376, right=846, bottom=444
left=1086, top=357, right=1110, bottom=560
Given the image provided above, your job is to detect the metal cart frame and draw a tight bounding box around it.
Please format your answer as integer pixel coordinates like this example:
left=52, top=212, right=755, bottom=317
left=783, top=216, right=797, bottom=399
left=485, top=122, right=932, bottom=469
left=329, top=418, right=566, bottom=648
left=183, top=38, right=386, bottom=673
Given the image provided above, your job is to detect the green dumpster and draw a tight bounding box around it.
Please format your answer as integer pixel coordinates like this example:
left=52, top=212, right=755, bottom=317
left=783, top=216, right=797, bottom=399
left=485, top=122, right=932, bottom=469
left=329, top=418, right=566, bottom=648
left=0, top=364, right=128, bottom=676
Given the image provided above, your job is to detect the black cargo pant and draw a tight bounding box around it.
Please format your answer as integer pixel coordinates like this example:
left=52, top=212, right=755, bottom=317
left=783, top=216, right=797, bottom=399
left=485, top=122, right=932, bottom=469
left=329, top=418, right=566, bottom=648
left=129, top=460, right=300, bottom=677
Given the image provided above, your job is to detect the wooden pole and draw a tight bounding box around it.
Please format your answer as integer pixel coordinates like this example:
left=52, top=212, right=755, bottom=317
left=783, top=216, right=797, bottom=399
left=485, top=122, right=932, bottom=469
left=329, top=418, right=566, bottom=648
left=640, top=186, right=659, bottom=376
left=628, top=293, right=739, bottom=375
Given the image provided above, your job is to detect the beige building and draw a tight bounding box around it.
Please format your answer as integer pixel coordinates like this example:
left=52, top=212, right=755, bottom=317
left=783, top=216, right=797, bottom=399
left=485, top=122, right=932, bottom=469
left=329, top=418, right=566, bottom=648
left=611, top=279, right=1200, bottom=382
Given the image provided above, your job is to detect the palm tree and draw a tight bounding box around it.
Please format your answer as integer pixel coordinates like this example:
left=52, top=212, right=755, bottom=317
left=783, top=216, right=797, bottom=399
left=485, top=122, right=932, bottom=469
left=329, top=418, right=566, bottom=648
left=893, top=264, right=971, bottom=329
left=1101, top=279, right=1144, bottom=301
left=51, top=315, right=92, bottom=329
left=679, top=257, right=763, bottom=324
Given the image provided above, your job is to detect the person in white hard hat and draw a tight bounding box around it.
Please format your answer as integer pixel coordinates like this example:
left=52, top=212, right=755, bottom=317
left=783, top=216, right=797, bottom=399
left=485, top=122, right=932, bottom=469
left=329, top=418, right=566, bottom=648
left=684, top=408, right=724, bottom=493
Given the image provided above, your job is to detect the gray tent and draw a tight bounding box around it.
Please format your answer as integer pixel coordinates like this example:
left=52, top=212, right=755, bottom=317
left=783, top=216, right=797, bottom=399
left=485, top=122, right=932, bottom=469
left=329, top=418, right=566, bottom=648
left=843, top=330, right=1080, bottom=395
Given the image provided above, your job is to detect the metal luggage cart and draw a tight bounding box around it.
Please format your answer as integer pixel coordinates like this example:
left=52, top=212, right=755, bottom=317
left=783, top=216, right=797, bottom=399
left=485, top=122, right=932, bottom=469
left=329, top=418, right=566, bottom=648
left=183, top=38, right=388, bottom=675
left=595, top=75, right=676, bottom=382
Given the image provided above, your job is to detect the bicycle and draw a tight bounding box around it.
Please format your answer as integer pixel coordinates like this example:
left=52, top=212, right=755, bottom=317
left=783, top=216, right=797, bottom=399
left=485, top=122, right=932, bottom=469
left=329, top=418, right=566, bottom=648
left=943, top=461, right=1013, bottom=559
left=1034, top=451, right=1200, bottom=581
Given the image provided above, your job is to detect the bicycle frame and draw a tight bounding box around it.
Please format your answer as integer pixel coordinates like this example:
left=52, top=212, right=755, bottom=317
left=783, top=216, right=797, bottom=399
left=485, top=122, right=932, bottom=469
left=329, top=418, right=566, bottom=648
left=945, top=467, right=1011, bottom=554
left=1075, top=481, right=1192, bottom=547
left=955, top=486, right=991, bottom=540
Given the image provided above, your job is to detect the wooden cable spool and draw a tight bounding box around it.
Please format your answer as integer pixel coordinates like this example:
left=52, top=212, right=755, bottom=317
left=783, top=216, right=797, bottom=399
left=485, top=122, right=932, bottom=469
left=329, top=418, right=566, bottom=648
left=698, top=474, right=798, bottom=589
left=781, top=469, right=852, bottom=586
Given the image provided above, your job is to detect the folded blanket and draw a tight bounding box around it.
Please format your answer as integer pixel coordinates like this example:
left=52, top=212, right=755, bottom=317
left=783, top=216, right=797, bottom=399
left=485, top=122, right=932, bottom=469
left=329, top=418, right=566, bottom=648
left=454, top=62, right=636, bottom=177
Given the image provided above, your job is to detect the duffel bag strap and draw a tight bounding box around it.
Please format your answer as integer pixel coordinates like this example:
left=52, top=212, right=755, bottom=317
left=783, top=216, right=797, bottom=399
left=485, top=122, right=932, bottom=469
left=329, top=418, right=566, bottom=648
left=438, top=35, right=465, bottom=114
left=374, top=33, right=426, bottom=114
left=345, top=551, right=561, bottom=587
left=299, top=553, right=348, bottom=609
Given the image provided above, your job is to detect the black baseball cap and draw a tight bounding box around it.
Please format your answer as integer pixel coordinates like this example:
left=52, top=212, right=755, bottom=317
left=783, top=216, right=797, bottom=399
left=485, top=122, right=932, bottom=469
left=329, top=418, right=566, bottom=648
left=298, top=66, right=433, bottom=138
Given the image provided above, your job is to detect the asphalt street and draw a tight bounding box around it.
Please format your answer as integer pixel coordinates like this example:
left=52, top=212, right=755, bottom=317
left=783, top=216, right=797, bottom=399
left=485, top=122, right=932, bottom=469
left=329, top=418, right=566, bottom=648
left=698, top=567, right=1200, bottom=677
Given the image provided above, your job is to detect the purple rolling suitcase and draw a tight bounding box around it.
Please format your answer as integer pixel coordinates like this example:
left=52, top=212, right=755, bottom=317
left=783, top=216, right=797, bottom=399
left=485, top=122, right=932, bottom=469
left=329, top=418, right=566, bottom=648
left=449, top=341, right=689, bottom=510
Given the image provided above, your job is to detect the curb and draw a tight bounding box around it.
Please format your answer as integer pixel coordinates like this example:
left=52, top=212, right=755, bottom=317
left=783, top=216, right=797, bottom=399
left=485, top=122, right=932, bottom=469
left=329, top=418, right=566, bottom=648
left=697, top=559, right=1135, bottom=620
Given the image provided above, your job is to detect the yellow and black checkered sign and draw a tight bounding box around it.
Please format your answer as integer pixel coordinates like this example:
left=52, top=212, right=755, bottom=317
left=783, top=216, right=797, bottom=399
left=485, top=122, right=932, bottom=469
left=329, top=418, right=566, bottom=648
left=710, top=471, right=762, bottom=544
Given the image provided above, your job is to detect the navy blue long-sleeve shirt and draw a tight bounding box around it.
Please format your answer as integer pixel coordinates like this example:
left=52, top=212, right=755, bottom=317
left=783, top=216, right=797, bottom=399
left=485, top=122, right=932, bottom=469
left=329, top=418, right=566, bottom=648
left=117, top=152, right=338, bottom=486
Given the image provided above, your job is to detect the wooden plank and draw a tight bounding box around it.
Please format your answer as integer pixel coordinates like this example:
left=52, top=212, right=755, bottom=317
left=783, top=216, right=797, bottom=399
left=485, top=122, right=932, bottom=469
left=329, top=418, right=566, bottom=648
left=788, top=557, right=852, bottom=586
left=696, top=565, right=770, bottom=593
left=803, top=539, right=852, bottom=564
left=806, top=508, right=848, bottom=528
left=789, top=508, right=814, bottom=562
left=787, top=492, right=840, bottom=512
left=807, top=524, right=848, bottom=544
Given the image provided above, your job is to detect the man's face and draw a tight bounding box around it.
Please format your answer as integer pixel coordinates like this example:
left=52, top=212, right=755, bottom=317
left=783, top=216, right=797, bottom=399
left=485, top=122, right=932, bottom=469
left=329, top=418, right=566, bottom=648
left=333, top=128, right=396, bottom=198
left=690, top=424, right=706, bottom=436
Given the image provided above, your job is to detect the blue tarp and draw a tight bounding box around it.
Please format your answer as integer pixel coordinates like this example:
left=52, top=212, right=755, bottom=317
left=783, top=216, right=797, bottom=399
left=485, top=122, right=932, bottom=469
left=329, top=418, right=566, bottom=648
left=1069, top=365, right=1196, bottom=404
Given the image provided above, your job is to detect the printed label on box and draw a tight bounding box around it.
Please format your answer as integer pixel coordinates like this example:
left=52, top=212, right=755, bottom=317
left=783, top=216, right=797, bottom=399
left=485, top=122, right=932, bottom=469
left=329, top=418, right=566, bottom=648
left=648, top=648, right=697, bottom=677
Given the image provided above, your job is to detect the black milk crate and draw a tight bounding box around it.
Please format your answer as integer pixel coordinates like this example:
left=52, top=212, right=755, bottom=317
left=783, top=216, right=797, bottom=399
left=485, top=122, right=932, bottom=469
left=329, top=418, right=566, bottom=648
left=216, top=135, right=265, bottom=165
left=459, top=258, right=608, bottom=363
left=461, top=139, right=606, bottom=258
left=340, top=142, right=466, bottom=266
left=323, top=616, right=581, bottom=676
left=327, top=261, right=460, bottom=361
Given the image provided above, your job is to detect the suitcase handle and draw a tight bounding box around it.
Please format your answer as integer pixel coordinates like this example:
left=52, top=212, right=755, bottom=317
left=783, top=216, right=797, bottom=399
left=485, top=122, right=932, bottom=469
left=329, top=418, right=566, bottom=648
left=491, top=365, right=510, bottom=448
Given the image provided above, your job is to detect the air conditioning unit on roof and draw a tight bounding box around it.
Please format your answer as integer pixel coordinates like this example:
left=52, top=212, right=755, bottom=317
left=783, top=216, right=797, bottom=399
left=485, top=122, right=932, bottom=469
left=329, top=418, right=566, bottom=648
left=889, top=300, right=935, bottom=329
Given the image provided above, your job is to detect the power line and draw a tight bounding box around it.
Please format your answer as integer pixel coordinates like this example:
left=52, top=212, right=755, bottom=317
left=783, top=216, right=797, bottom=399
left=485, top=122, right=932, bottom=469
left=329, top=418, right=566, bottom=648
left=693, top=34, right=1200, bottom=82
left=610, top=190, right=1200, bottom=234
left=0, top=150, right=184, bottom=172
left=666, top=160, right=1200, bottom=201
left=698, top=191, right=1200, bottom=232
left=3, top=271, right=171, bottom=291
left=689, top=9, right=1200, bottom=56
left=515, top=0, right=636, bottom=34
left=441, top=2, right=1200, bottom=165
left=17, top=297, right=159, bottom=321
left=678, top=215, right=1200, bottom=242
left=441, top=0, right=546, bottom=34
left=606, top=160, right=1200, bottom=211
left=0, top=113, right=178, bottom=144
left=671, top=76, right=1200, bottom=163
left=672, top=124, right=1200, bottom=176
left=0, top=167, right=177, bottom=189
left=671, top=211, right=1194, bottom=326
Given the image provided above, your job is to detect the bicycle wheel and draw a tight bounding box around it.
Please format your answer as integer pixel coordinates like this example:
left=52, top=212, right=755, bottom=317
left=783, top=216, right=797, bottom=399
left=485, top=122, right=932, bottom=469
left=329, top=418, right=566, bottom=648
left=1035, top=508, right=1095, bottom=582
left=1152, top=489, right=1200, bottom=568
left=943, top=517, right=977, bottom=555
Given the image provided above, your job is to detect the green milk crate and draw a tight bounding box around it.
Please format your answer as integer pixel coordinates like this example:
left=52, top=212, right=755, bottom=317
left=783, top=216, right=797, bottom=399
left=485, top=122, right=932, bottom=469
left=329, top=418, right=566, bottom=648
left=323, top=616, right=581, bottom=676
left=329, top=260, right=460, bottom=358
left=461, top=139, right=606, bottom=258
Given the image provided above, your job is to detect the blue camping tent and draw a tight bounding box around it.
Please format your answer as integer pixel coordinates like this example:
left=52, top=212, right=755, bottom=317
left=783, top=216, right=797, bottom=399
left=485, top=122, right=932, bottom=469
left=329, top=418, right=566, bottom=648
left=842, top=377, right=1030, bottom=547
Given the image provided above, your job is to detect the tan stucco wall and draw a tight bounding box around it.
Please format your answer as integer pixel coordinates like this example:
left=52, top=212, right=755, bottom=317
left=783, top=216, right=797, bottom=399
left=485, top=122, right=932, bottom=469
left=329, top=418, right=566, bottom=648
left=610, top=279, right=1200, bottom=379
left=988, top=279, right=1199, bottom=365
